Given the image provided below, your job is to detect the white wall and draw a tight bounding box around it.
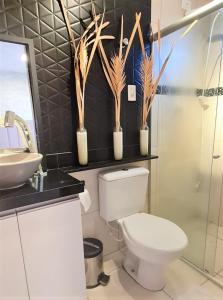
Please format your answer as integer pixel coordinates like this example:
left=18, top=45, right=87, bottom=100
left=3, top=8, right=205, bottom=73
left=151, top=0, right=184, bottom=30
left=151, top=0, right=213, bottom=30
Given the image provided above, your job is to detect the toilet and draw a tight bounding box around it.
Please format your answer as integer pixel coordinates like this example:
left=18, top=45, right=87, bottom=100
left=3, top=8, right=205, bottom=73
left=99, top=167, right=188, bottom=291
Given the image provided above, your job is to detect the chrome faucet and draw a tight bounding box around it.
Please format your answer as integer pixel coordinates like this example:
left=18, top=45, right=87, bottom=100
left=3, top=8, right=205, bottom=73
left=2, top=111, right=46, bottom=176
left=4, top=111, right=35, bottom=153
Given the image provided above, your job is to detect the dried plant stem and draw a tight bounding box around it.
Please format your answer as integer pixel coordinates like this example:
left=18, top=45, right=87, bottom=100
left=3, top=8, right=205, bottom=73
left=98, top=13, right=141, bottom=131
left=137, top=14, right=145, bottom=57
left=123, top=13, right=141, bottom=64
left=59, top=0, right=77, bottom=52
left=59, top=0, right=114, bottom=129
left=119, top=15, right=124, bottom=59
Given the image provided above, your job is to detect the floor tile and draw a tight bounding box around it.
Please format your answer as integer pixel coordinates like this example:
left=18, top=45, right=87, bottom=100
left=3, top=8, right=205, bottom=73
left=103, top=250, right=124, bottom=274
left=87, top=267, right=171, bottom=300
left=164, top=260, right=207, bottom=300
left=177, top=280, right=223, bottom=300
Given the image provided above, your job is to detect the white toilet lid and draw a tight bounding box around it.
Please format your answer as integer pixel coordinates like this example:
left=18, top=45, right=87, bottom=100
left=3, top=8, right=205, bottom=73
left=122, top=213, right=188, bottom=252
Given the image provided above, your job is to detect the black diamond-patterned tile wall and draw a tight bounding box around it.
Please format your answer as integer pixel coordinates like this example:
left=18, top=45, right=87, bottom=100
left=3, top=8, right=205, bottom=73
left=0, top=0, right=151, bottom=168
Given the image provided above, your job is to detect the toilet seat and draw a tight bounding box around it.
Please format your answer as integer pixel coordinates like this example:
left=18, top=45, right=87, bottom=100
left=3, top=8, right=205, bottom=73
left=120, top=213, right=188, bottom=262
left=121, top=213, right=188, bottom=254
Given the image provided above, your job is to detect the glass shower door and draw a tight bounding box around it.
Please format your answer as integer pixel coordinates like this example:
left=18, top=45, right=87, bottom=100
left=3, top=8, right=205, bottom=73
left=151, top=11, right=222, bottom=273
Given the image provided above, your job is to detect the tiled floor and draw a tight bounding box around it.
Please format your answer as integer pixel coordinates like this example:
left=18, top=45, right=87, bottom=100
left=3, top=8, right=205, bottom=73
left=87, top=252, right=223, bottom=300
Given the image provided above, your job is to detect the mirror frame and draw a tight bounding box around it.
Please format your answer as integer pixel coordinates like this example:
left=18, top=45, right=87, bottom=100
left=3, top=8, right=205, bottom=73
left=0, top=34, right=44, bottom=158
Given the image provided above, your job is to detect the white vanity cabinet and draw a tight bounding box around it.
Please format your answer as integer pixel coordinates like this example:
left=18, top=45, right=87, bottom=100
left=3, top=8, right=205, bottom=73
left=18, top=200, right=86, bottom=300
left=17, top=199, right=86, bottom=300
left=0, top=214, right=29, bottom=300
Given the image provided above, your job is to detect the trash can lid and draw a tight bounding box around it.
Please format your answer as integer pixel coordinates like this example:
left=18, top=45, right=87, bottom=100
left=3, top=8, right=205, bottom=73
left=84, top=238, right=103, bottom=258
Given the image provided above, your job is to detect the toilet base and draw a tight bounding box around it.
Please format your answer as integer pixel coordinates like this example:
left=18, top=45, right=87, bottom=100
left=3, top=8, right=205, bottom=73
left=123, top=250, right=166, bottom=291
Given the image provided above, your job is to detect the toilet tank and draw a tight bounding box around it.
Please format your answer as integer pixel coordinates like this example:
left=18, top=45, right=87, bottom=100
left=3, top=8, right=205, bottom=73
left=99, top=167, right=149, bottom=222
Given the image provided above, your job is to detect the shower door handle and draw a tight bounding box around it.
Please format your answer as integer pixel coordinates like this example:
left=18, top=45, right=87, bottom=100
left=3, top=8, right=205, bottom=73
left=213, top=155, right=221, bottom=159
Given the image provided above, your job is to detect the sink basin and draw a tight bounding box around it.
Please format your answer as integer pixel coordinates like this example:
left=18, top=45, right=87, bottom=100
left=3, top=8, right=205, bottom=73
left=0, top=152, right=43, bottom=190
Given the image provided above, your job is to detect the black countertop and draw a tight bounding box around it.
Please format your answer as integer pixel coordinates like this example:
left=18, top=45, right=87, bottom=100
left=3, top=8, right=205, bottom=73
left=0, top=169, right=84, bottom=215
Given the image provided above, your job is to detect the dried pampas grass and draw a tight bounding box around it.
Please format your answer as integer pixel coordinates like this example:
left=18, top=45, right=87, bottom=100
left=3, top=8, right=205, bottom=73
left=58, top=0, right=114, bottom=129
left=110, top=55, right=126, bottom=130
left=97, top=13, right=141, bottom=131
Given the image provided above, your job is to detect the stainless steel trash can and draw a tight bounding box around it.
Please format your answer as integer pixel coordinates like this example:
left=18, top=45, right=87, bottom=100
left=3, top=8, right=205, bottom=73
left=84, top=238, right=109, bottom=288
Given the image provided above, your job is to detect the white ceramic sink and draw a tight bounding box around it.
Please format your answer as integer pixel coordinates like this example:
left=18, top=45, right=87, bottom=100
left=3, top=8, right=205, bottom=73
left=0, top=152, right=43, bottom=190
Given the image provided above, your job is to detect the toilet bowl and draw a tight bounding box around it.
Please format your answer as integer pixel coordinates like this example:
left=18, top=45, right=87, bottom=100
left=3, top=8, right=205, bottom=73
left=99, top=167, right=188, bottom=291
left=118, top=213, right=188, bottom=291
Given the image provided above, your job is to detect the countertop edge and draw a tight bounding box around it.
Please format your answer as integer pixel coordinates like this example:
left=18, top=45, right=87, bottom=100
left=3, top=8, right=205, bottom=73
left=0, top=170, right=85, bottom=215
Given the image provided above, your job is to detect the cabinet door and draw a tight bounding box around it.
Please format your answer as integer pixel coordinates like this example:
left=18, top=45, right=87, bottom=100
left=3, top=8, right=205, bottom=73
left=17, top=200, right=86, bottom=300
left=0, top=214, right=29, bottom=300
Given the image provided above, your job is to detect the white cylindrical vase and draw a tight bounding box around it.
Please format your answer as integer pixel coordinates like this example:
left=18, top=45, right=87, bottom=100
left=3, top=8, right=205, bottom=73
left=77, top=128, right=88, bottom=165
left=113, top=129, right=123, bottom=160
left=140, top=126, right=149, bottom=156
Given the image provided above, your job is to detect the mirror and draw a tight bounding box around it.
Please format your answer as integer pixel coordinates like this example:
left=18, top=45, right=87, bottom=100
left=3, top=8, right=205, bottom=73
left=0, top=36, right=41, bottom=153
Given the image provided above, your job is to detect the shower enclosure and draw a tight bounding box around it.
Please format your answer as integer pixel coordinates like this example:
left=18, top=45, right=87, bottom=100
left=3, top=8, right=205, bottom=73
left=151, top=3, right=223, bottom=280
